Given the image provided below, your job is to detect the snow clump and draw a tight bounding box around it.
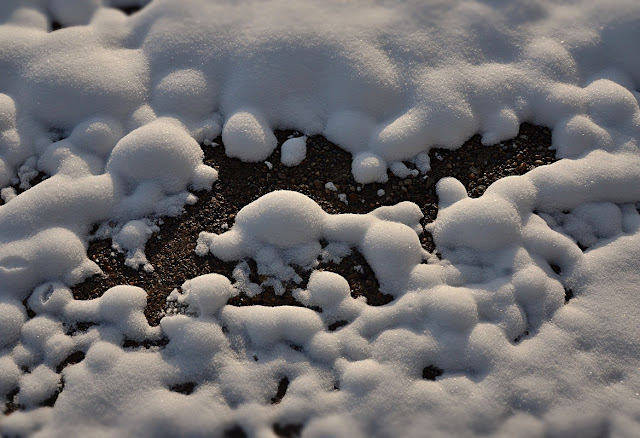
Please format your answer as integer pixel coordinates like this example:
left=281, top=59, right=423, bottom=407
left=280, top=136, right=307, bottom=167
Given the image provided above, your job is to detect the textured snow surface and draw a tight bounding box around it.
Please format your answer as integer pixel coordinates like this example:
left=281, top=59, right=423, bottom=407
left=1, top=0, right=640, bottom=436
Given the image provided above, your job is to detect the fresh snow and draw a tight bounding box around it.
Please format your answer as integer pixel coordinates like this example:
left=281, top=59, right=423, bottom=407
left=0, top=0, right=640, bottom=437
left=280, top=136, right=307, bottom=167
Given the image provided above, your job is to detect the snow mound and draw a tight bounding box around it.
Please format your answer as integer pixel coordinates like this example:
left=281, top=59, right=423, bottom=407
left=107, top=118, right=210, bottom=193
left=222, top=110, right=277, bottom=162
left=280, top=136, right=307, bottom=167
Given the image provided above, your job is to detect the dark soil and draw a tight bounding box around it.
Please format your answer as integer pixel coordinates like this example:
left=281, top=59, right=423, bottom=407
left=273, top=423, right=304, bottom=438
left=270, top=377, right=290, bottom=404
left=71, top=124, right=555, bottom=326
left=422, top=365, right=444, bottom=381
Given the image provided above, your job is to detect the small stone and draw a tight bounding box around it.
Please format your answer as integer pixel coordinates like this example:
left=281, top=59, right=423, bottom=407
left=325, top=182, right=338, bottom=191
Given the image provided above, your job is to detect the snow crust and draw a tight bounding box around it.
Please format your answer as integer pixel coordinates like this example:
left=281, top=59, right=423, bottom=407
left=0, top=0, right=640, bottom=436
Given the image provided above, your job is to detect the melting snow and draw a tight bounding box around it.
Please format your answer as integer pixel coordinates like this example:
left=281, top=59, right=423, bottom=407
left=0, top=0, right=640, bottom=436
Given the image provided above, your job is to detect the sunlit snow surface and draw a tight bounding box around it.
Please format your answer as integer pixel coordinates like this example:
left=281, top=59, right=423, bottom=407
left=1, top=0, right=640, bottom=436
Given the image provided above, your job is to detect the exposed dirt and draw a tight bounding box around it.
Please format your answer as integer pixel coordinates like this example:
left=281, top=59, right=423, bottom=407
left=71, top=124, right=555, bottom=326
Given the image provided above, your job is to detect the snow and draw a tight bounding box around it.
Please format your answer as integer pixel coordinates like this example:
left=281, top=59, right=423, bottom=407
left=112, top=219, right=158, bottom=271
left=169, top=273, right=235, bottom=318
left=352, top=152, right=388, bottom=184
left=1, top=186, right=17, bottom=203
left=389, top=161, right=418, bottom=179
left=107, top=118, right=214, bottom=193
left=280, top=136, right=307, bottom=167
left=222, top=110, right=277, bottom=162
left=0, top=0, right=639, bottom=436
left=324, top=111, right=376, bottom=154
left=324, top=182, right=337, bottom=192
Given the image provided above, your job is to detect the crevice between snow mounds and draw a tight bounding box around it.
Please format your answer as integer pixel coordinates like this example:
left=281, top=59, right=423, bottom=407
left=0, top=169, right=48, bottom=207
left=48, top=1, right=149, bottom=32
left=71, top=124, right=555, bottom=326
left=0, top=97, right=59, bottom=206
left=0, top=127, right=63, bottom=206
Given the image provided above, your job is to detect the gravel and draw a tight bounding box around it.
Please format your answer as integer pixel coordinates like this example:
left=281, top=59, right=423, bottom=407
left=70, top=124, right=555, bottom=325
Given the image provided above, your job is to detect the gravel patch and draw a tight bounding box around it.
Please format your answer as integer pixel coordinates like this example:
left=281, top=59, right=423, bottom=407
left=71, top=124, right=555, bottom=325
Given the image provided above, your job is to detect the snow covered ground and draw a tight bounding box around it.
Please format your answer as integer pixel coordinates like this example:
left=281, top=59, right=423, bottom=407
left=1, top=0, right=640, bottom=436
